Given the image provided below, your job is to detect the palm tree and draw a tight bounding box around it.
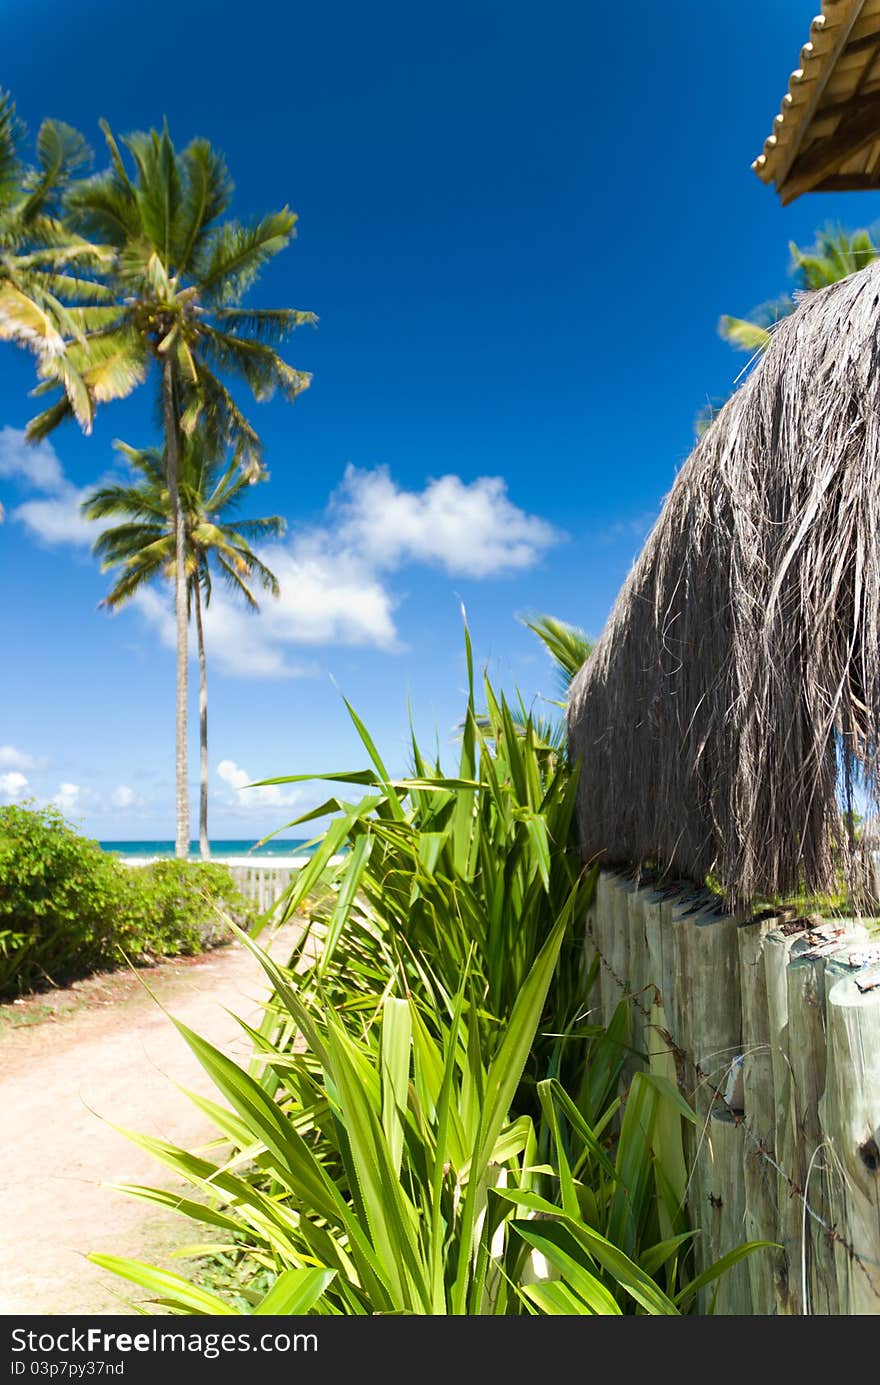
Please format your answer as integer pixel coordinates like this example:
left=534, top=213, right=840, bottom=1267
left=82, top=433, right=283, bottom=858
left=697, top=224, right=880, bottom=434
left=0, top=88, right=110, bottom=426
left=29, top=121, right=314, bottom=856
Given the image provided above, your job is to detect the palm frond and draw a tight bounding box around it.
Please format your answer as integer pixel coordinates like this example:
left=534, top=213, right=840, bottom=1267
left=520, top=613, right=593, bottom=693
left=212, top=306, right=317, bottom=342
left=66, top=165, right=139, bottom=247
left=24, top=395, right=73, bottom=441
left=20, top=119, right=91, bottom=220
left=199, top=325, right=311, bottom=402
left=92, top=523, right=169, bottom=562
left=213, top=550, right=260, bottom=607
left=223, top=513, right=286, bottom=541
left=82, top=483, right=167, bottom=523
left=717, top=316, right=773, bottom=354
left=122, top=125, right=183, bottom=266
left=101, top=550, right=170, bottom=606
left=194, top=366, right=263, bottom=476
left=0, top=282, right=63, bottom=354
left=0, top=88, right=23, bottom=208
left=196, top=209, right=297, bottom=304
left=172, top=138, right=233, bottom=272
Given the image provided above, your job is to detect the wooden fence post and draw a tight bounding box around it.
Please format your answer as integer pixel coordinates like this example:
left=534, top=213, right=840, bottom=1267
left=700, top=1109, right=752, bottom=1314
left=821, top=965, right=880, bottom=1315
left=625, top=882, right=651, bottom=1077
left=738, top=911, right=790, bottom=1315
left=593, top=871, right=622, bottom=1027
left=674, top=901, right=742, bottom=1287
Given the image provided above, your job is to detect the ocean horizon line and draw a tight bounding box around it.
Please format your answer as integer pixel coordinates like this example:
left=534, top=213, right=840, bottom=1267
left=99, top=838, right=314, bottom=859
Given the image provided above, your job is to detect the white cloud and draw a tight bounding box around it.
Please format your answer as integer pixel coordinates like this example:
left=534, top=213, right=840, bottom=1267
left=332, top=465, right=560, bottom=578
left=217, top=759, right=302, bottom=809
left=53, top=782, right=80, bottom=813
left=111, top=785, right=136, bottom=809
left=132, top=544, right=396, bottom=678
left=13, top=490, right=95, bottom=547
left=0, top=427, right=66, bottom=493
left=132, top=467, right=559, bottom=677
left=24, top=449, right=560, bottom=678
left=0, top=770, right=28, bottom=802
left=0, top=425, right=95, bottom=547
left=0, top=745, right=34, bottom=771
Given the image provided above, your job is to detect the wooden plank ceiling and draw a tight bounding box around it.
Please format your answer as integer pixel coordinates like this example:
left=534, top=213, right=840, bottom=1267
left=754, top=1, right=880, bottom=203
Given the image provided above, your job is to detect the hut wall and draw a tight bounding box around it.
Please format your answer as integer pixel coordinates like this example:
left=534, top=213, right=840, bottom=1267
left=585, top=871, right=880, bottom=1315
left=568, top=260, right=880, bottom=909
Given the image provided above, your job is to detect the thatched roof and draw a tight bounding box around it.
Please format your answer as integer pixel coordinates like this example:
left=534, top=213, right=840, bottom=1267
left=568, top=259, right=880, bottom=908
left=754, top=2, right=880, bottom=203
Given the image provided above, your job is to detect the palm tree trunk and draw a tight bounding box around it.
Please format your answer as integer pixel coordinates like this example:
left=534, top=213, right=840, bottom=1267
left=162, top=356, right=190, bottom=860
left=194, top=580, right=210, bottom=860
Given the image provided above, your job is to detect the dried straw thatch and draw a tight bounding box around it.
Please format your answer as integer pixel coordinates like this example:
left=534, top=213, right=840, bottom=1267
left=568, top=259, right=880, bottom=908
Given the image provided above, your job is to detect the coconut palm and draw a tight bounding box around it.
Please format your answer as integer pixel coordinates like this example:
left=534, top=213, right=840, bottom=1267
left=82, top=433, right=284, bottom=858
left=697, top=224, right=880, bottom=434
left=0, top=88, right=110, bottom=426
left=30, top=120, right=314, bottom=856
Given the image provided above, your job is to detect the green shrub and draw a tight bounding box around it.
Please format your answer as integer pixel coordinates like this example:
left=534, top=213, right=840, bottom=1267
left=0, top=804, right=255, bottom=999
left=120, top=860, right=254, bottom=960
left=0, top=803, right=128, bottom=996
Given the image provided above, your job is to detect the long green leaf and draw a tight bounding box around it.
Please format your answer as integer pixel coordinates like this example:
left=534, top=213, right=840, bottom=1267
left=254, top=1267, right=336, bottom=1315
left=88, top=1256, right=239, bottom=1315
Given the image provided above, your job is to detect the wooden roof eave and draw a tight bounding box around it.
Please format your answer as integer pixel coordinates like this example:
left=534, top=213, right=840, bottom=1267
left=753, top=1, right=880, bottom=203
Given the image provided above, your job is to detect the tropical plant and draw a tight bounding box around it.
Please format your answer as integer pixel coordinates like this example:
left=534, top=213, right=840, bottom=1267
left=697, top=223, right=880, bottom=434
left=88, top=629, right=770, bottom=1314
left=256, top=624, right=595, bottom=1089
left=91, top=925, right=764, bottom=1315
left=0, top=89, right=108, bottom=422
left=82, top=432, right=283, bottom=857
left=30, top=120, right=314, bottom=856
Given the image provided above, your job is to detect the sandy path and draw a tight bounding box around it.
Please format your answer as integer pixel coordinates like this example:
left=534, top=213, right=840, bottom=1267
left=0, top=924, right=300, bottom=1316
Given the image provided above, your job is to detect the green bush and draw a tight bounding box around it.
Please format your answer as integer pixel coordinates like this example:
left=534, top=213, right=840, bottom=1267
left=120, top=859, right=253, bottom=959
left=0, top=803, right=127, bottom=996
left=0, top=804, right=255, bottom=999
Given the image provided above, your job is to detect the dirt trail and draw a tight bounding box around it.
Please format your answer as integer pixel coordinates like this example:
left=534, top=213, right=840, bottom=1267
left=0, top=924, right=300, bottom=1316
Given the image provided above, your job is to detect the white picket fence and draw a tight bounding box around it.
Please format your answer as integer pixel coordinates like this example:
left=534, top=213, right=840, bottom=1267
left=226, top=862, right=298, bottom=913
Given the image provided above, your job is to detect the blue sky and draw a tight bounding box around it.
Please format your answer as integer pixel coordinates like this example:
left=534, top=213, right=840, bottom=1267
left=0, top=0, right=870, bottom=840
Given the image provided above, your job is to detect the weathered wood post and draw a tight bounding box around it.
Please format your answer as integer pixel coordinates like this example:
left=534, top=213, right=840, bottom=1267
left=593, top=870, right=624, bottom=1026
left=737, top=910, right=790, bottom=1314
left=821, top=963, right=880, bottom=1315
left=764, top=919, right=868, bottom=1315
left=763, top=920, right=811, bottom=1314
left=701, top=1109, right=752, bottom=1314
left=606, top=871, right=635, bottom=1024
left=673, top=900, right=742, bottom=1291
left=785, top=938, right=837, bottom=1316
left=642, top=884, right=689, bottom=1237
left=624, top=880, right=651, bottom=1077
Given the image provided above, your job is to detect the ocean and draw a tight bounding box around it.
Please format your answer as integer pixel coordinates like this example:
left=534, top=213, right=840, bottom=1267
left=99, top=838, right=314, bottom=860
